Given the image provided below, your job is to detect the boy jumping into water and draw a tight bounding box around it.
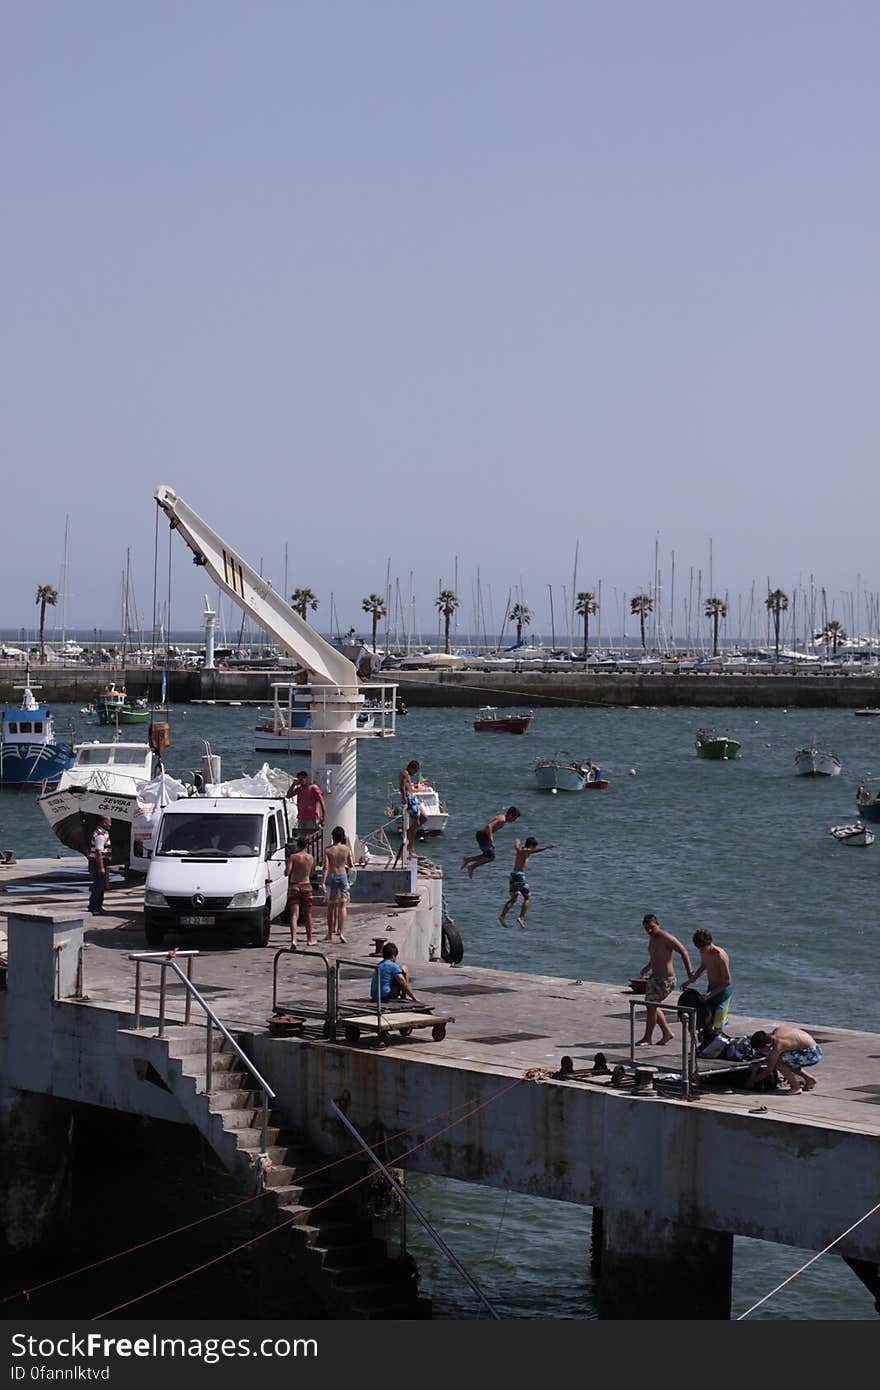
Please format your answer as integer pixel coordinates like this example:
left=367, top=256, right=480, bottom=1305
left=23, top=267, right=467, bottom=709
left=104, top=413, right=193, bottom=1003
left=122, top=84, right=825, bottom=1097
left=499, top=836, right=556, bottom=927
left=461, top=807, right=521, bottom=878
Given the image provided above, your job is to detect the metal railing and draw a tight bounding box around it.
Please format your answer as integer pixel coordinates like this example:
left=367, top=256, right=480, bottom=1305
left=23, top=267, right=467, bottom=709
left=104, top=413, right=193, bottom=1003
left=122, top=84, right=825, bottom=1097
left=129, top=949, right=276, bottom=1151
left=627, top=999, right=698, bottom=1100
left=272, top=947, right=337, bottom=1038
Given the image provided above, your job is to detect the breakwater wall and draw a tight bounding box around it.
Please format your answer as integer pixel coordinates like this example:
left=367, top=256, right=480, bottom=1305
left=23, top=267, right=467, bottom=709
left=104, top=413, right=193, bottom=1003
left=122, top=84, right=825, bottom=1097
left=4, top=664, right=880, bottom=710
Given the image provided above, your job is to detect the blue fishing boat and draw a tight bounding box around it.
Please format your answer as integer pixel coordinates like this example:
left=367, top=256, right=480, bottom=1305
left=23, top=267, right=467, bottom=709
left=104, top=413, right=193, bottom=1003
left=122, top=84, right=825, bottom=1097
left=0, top=672, right=75, bottom=787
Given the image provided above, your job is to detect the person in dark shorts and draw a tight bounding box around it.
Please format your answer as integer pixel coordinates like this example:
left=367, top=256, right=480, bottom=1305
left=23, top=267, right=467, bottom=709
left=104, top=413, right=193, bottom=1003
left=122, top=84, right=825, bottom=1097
left=460, top=807, right=521, bottom=878
left=499, top=836, right=556, bottom=928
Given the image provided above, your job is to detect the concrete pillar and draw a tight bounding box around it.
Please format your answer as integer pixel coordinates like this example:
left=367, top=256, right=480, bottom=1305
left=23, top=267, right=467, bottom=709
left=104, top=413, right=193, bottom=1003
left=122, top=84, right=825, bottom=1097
left=597, top=1206, right=733, bottom=1319
left=300, top=685, right=363, bottom=847
left=7, top=908, right=84, bottom=1093
left=203, top=596, right=216, bottom=670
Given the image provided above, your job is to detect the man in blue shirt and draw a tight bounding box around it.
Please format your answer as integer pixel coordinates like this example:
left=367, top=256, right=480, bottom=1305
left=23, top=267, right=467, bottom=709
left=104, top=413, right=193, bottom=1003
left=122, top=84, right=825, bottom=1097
left=370, top=942, right=417, bottom=1003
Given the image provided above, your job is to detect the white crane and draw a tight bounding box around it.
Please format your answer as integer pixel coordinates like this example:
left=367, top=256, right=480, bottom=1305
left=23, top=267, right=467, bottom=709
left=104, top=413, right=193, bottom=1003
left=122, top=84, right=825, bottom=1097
left=154, top=485, right=397, bottom=848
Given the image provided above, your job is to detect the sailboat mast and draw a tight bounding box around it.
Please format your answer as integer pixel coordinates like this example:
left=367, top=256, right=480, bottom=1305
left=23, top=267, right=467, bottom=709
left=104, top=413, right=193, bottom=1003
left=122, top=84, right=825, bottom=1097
left=548, top=585, right=556, bottom=648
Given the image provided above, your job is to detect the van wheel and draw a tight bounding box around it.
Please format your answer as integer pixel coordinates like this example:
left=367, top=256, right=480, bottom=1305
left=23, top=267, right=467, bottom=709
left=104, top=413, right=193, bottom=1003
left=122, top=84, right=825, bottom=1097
left=252, top=906, right=271, bottom=948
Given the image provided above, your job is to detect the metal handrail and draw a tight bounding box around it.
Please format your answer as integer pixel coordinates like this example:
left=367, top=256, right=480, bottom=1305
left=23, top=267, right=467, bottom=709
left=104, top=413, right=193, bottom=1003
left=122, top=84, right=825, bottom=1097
left=627, top=999, right=698, bottom=1100
left=330, top=1100, right=500, bottom=1319
left=335, top=956, right=389, bottom=1033
left=129, top=950, right=275, bottom=1151
left=272, top=947, right=336, bottom=1038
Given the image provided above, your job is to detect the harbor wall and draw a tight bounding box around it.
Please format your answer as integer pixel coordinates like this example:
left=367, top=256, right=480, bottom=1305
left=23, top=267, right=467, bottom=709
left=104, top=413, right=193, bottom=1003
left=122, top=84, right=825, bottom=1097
left=3, top=663, right=880, bottom=708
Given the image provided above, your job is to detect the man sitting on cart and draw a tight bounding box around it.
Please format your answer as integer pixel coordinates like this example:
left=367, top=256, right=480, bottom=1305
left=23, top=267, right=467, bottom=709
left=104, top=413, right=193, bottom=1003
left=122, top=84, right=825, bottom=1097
left=370, top=942, right=418, bottom=1003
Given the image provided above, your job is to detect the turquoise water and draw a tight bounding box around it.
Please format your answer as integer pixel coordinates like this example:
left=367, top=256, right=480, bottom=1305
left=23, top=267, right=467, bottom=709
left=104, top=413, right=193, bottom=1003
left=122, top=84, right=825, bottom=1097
left=2, top=701, right=877, bottom=1319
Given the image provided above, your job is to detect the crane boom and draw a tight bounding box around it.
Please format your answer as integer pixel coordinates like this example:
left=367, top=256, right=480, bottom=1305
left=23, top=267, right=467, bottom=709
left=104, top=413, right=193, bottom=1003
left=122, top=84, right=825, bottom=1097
left=154, top=485, right=356, bottom=689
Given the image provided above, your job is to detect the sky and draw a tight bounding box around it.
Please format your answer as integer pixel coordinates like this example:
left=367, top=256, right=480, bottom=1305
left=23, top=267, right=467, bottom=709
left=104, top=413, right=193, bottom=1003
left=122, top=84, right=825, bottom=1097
left=4, top=2, right=879, bottom=644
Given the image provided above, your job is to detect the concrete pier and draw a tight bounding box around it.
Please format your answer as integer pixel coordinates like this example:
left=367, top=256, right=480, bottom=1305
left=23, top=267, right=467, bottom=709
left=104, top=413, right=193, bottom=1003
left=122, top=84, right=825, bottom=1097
left=1, top=861, right=879, bottom=1317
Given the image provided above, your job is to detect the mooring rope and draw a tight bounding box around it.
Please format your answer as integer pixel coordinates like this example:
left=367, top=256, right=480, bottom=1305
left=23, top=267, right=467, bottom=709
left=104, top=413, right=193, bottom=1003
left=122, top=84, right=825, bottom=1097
left=737, top=1197, right=880, bottom=1318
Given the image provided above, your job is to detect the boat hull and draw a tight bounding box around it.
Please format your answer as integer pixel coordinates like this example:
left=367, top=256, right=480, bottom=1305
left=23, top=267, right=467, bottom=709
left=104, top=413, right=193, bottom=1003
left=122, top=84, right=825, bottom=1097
left=534, top=763, right=588, bottom=792
left=830, top=823, right=875, bottom=847
left=474, top=716, right=533, bottom=733
left=38, top=786, right=140, bottom=864
left=795, top=749, right=841, bottom=776
left=696, top=735, right=741, bottom=760
left=0, top=742, right=74, bottom=786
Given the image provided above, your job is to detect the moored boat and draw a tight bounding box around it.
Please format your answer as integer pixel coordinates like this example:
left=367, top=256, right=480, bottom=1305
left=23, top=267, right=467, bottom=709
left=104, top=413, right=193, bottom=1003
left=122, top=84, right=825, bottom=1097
left=855, top=780, right=880, bottom=823
left=695, top=727, right=741, bottom=760
left=386, top=778, right=449, bottom=834
left=96, top=683, right=127, bottom=725
left=794, top=747, right=841, bottom=777
left=474, top=706, right=533, bottom=734
left=0, top=672, right=75, bottom=787
left=829, top=822, right=875, bottom=847
left=533, top=755, right=608, bottom=792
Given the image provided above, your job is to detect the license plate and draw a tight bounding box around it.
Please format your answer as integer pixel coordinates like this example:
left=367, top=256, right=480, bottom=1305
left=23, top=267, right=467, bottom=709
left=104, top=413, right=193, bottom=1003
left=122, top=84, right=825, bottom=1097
left=180, top=915, right=215, bottom=925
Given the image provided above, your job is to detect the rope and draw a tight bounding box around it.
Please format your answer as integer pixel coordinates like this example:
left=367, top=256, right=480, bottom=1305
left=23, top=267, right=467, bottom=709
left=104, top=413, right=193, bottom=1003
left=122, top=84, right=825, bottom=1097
left=736, top=1197, right=880, bottom=1318
left=400, top=677, right=607, bottom=709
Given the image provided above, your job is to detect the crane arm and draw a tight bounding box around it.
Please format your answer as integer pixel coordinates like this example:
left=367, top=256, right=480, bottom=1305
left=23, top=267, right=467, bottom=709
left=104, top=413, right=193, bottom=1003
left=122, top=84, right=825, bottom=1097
left=154, top=484, right=357, bottom=689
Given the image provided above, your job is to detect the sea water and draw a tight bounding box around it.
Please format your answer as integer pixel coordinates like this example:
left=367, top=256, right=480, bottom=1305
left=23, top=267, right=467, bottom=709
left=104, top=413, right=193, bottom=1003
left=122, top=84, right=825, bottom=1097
left=1, top=701, right=877, bottom=1319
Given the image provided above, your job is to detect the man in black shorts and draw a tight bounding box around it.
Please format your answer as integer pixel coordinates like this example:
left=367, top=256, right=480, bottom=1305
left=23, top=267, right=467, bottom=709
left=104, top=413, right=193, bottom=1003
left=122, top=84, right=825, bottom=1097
left=460, top=806, right=521, bottom=879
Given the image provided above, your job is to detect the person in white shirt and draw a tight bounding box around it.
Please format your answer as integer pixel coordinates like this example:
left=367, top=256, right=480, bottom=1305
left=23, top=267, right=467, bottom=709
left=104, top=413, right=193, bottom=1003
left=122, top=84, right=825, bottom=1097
left=88, top=816, right=112, bottom=915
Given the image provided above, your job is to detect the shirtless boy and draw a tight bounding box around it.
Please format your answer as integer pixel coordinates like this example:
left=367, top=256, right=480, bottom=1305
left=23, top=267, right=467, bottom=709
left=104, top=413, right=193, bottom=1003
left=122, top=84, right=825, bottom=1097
left=322, top=826, right=353, bottom=943
left=636, top=913, right=694, bottom=1046
left=688, top=929, right=733, bottom=1036
left=284, top=836, right=315, bottom=949
left=499, top=837, right=556, bottom=928
left=399, top=759, right=427, bottom=855
left=746, top=1024, right=822, bottom=1094
left=461, top=807, right=521, bottom=878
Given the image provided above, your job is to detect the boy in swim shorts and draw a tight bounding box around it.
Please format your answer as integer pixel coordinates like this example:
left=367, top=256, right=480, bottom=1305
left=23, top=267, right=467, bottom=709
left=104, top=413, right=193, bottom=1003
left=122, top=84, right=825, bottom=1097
left=461, top=807, right=521, bottom=878
left=322, top=826, right=353, bottom=944
left=746, top=1024, right=822, bottom=1094
left=499, top=836, right=556, bottom=928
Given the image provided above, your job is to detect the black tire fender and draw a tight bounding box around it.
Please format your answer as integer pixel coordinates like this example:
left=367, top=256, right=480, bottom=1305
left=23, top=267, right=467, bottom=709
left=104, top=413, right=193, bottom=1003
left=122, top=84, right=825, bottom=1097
left=441, top=921, right=464, bottom=964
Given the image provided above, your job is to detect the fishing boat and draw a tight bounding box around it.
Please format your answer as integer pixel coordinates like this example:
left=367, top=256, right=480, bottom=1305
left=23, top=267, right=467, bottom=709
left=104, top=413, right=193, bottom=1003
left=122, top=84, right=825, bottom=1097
left=794, top=747, right=841, bottom=777
left=38, top=738, right=157, bottom=866
left=695, top=728, right=741, bottom=760
left=0, top=672, right=75, bottom=787
left=854, top=708, right=880, bottom=717
left=96, top=682, right=127, bottom=725
left=474, top=706, right=533, bottom=734
left=386, top=778, right=449, bottom=835
left=855, top=780, right=880, bottom=823
left=533, top=755, right=608, bottom=792
left=116, top=700, right=151, bottom=724
left=829, top=822, right=875, bottom=847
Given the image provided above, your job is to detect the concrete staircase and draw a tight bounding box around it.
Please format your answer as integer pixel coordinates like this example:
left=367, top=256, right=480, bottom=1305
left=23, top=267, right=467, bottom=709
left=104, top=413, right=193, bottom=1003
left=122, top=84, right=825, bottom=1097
left=151, top=1025, right=430, bottom=1319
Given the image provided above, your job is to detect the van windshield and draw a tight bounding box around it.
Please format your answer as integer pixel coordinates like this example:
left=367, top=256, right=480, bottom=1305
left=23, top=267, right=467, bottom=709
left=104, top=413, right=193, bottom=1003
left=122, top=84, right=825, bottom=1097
left=156, top=813, right=263, bottom=858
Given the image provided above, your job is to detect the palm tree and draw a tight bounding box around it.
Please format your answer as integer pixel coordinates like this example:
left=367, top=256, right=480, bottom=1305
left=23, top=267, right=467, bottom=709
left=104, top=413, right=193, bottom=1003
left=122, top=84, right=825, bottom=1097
left=290, top=587, right=319, bottom=621
left=821, top=619, right=847, bottom=657
left=704, top=595, right=728, bottom=658
left=629, top=593, right=653, bottom=651
left=765, top=588, right=789, bottom=658
left=574, top=591, right=598, bottom=657
left=35, top=584, right=59, bottom=662
left=361, top=593, right=387, bottom=651
left=510, top=602, right=531, bottom=647
left=435, top=588, right=459, bottom=654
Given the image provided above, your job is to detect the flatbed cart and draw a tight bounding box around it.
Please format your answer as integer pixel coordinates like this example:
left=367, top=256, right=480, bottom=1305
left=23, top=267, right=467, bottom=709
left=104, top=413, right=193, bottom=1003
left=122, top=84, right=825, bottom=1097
left=335, top=957, right=454, bottom=1047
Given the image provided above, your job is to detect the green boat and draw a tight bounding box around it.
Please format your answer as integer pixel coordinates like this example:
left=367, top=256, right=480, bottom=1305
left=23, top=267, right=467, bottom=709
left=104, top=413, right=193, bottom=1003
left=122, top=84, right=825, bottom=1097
left=696, top=727, right=741, bottom=760
left=116, top=704, right=150, bottom=724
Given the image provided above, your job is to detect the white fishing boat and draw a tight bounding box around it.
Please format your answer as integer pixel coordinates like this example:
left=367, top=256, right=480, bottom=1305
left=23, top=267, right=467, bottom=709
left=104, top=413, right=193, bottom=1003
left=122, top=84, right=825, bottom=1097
left=386, top=778, right=449, bottom=835
left=38, top=739, right=158, bottom=869
left=829, top=822, right=874, bottom=847
left=534, top=754, right=608, bottom=792
left=794, top=747, right=842, bottom=777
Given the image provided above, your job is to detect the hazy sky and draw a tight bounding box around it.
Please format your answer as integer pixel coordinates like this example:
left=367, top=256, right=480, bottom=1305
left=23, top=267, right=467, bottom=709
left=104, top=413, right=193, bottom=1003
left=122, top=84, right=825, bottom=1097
left=4, top=2, right=878, bottom=642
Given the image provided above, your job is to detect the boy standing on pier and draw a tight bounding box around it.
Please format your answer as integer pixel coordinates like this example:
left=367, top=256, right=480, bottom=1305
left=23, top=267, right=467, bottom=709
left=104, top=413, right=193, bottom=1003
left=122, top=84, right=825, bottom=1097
left=461, top=806, right=521, bottom=878
left=499, top=836, right=556, bottom=927
left=688, top=929, right=733, bottom=1037
left=284, top=835, right=316, bottom=949
left=636, top=913, right=694, bottom=1046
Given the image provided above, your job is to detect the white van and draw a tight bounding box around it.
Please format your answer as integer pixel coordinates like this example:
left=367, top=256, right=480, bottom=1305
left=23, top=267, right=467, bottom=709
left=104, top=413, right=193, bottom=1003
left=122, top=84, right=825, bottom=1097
left=143, top=797, right=290, bottom=948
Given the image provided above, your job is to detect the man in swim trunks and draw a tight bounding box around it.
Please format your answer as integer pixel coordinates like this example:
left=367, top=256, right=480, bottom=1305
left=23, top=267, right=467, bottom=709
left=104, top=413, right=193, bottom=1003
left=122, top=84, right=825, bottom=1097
left=746, top=1024, right=822, bottom=1094
left=284, top=836, right=315, bottom=949
left=688, top=929, right=733, bottom=1038
left=399, top=759, right=427, bottom=856
left=499, top=836, right=556, bottom=928
left=636, top=913, right=694, bottom=1046
left=461, top=807, right=521, bottom=879
left=322, top=826, right=353, bottom=943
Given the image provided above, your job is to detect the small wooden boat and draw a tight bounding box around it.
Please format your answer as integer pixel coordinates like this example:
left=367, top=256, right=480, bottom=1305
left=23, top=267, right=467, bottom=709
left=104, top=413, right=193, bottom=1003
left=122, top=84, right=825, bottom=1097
left=695, top=727, right=741, bottom=760
left=829, top=822, right=875, bottom=847
left=474, top=705, right=533, bottom=734
left=855, top=780, right=880, bottom=823
left=794, top=747, right=841, bottom=777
